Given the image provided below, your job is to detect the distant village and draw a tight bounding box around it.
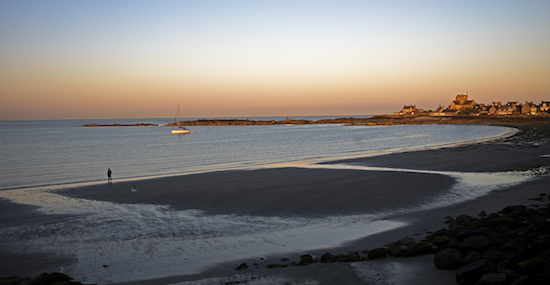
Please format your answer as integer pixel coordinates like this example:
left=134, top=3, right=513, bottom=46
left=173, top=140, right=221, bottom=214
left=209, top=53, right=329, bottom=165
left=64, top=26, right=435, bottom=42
left=396, top=94, right=550, bottom=117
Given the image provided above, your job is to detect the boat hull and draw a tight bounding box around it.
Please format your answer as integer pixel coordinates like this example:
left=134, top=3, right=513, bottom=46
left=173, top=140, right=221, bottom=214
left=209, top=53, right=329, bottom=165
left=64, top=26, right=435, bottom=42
left=172, top=129, right=190, bottom=134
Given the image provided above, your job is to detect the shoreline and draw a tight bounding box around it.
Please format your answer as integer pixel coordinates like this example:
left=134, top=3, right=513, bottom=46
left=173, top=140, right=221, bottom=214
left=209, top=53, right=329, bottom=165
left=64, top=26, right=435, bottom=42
left=1, top=123, right=549, bottom=284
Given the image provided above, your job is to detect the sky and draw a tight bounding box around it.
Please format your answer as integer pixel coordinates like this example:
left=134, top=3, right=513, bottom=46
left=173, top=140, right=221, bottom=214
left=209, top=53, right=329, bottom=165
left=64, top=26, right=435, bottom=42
left=1, top=0, right=549, bottom=120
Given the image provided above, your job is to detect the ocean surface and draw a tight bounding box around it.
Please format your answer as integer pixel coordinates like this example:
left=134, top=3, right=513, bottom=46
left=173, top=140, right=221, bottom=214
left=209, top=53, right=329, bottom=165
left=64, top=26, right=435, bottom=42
left=0, top=117, right=509, bottom=190
left=0, top=118, right=537, bottom=284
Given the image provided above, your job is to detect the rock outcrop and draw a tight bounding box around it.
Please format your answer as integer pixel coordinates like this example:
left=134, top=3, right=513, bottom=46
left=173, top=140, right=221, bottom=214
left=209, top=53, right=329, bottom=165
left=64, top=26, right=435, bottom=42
left=426, top=202, right=550, bottom=285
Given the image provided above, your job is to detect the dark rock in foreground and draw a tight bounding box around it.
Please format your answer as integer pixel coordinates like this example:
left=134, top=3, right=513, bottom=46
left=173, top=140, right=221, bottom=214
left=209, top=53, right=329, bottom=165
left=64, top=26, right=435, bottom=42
left=396, top=236, right=415, bottom=246
left=403, top=242, right=433, bottom=257
left=387, top=244, right=403, bottom=257
left=367, top=248, right=388, bottom=259
left=425, top=202, right=550, bottom=285
left=321, top=252, right=337, bottom=263
left=0, top=272, right=93, bottom=285
left=299, top=254, right=315, bottom=265
left=456, top=259, right=496, bottom=285
left=476, top=272, right=509, bottom=285
left=434, top=248, right=464, bottom=269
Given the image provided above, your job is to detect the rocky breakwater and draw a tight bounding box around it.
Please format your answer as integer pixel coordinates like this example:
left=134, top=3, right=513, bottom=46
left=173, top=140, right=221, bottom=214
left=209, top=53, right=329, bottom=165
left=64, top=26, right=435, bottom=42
left=82, top=123, right=160, bottom=127
left=169, top=118, right=313, bottom=126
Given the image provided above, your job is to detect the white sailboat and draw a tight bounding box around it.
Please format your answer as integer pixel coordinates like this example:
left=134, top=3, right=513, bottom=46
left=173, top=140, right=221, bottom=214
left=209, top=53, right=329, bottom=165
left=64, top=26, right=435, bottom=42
left=172, top=104, right=190, bottom=134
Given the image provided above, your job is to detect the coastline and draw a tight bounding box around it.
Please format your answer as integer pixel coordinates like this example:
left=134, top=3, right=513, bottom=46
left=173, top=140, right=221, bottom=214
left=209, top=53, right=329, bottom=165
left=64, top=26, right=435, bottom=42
left=1, top=123, right=549, bottom=284
left=80, top=114, right=550, bottom=127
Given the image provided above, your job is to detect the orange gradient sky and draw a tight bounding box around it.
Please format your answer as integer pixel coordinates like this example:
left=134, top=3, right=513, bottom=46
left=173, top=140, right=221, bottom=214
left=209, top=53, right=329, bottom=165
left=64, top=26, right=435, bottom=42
left=1, top=0, right=549, bottom=120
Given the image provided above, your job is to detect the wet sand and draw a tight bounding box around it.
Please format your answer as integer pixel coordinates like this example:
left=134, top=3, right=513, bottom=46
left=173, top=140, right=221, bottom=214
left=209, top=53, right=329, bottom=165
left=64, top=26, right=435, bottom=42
left=58, top=168, right=455, bottom=218
left=1, top=124, right=550, bottom=284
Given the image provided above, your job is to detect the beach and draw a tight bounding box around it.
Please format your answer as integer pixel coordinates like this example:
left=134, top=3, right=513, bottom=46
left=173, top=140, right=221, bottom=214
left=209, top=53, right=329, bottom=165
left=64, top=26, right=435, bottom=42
left=1, top=123, right=549, bottom=284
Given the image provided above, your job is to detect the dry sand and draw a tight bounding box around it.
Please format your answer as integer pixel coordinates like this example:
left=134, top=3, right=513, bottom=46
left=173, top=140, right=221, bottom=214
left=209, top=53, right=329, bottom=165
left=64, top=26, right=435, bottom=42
left=1, top=124, right=550, bottom=284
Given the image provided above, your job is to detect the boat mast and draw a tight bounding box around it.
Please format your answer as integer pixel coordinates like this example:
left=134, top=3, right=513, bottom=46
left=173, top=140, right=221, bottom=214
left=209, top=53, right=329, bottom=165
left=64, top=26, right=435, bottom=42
left=175, top=104, right=180, bottom=127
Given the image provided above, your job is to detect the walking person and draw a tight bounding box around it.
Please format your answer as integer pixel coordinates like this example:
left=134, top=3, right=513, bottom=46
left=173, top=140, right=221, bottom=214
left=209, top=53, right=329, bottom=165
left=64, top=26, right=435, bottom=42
left=107, top=168, right=112, bottom=184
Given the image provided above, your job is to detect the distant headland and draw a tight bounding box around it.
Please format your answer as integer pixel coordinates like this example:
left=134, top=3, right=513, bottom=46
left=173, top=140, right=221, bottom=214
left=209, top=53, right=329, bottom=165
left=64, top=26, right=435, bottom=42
left=82, top=94, right=550, bottom=127
left=82, top=115, right=550, bottom=127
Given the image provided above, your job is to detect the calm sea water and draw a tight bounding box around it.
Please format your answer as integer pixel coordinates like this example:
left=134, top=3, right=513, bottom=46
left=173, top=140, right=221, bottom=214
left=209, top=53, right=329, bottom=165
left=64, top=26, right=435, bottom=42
left=0, top=118, right=510, bottom=190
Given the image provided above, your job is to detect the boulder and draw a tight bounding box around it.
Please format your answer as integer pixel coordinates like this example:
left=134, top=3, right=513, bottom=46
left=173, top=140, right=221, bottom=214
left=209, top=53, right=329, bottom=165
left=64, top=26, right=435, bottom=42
left=403, top=242, right=432, bottom=257
left=456, top=259, right=496, bottom=285
left=387, top=244, right=403, bottom=256
left=432, top=235, right=453, bottom=248
left=498, top=269, right=518, bottom=277
left=434, top=248, right=464, bottom=269
left=429, top=228, right=450, bottom=239
left=321, top=252, right=337, bottom=263
left=482, top=250, right=508, bottom=265
left=396, top=236, right=415, bottom=246
left=0, top=277, right=29, bottom=285
left=336, top=251, right=361, bottom=262
left=525, top=215, right=547, bottom=225
left=368, top=248, right=388, bottom=259
left=517, top=258, right=545, bottom=275
left=299, top=254, right=314, bottom=265
left=463, top=252, right=482, bottom=265
left=474, top=272, right=509, bottom=285
left=347, top=251, right=361, bottom=262
left=46, top=273, right=72, bottom=282
left=490, top=216, right=515, bottom=226
left=456, top=229, right=487, bottom=241
left=487, top=213, right=499, bottom=219
left=500, top=241, right=519, bottom=252
left=501, top=205, right=525, bottom=215
left=460, top=236, right=493, bottom=251
left=496, top=260, right=512, bottom=271
left=0, top=273, right=88, bottom=285
left=450, top=237, right=462, bottom=249
left=236, top=263, right=248, bottom=270
left=456, top=215, right=476, bottom=224
left=511, top=274, right=550, bottom=285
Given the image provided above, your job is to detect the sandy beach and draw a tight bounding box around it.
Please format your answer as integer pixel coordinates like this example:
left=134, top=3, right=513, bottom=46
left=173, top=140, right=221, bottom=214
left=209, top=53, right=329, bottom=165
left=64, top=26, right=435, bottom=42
left=1, top=123, right=549, bottom=284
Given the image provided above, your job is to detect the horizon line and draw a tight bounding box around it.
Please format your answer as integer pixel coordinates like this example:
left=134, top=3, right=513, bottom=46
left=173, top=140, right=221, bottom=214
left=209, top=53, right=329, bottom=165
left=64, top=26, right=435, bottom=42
left=0, top=114, right=380, bottom=121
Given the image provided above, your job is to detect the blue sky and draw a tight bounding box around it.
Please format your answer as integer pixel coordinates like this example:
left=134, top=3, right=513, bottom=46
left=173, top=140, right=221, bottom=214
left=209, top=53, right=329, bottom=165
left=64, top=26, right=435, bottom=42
left=1, top=0, right=549, bottom=119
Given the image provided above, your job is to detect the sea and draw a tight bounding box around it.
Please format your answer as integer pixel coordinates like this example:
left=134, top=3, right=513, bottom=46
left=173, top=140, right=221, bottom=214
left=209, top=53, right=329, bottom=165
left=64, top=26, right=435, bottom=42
left=0, top=117, right=537, bottom=284
left=0, top=116, right=511, bottom=190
